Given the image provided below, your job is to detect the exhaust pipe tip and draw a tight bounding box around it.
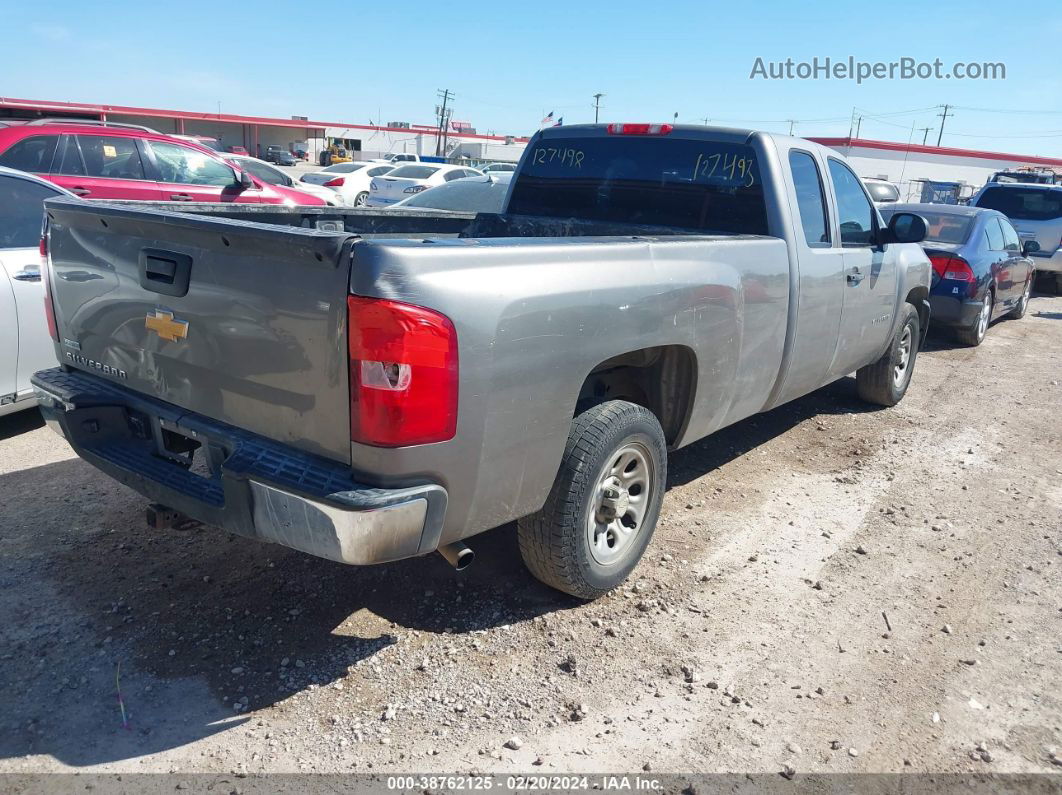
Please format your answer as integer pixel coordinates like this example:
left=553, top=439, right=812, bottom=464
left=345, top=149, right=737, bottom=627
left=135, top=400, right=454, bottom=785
left=438, top=541, right=474, bottom=571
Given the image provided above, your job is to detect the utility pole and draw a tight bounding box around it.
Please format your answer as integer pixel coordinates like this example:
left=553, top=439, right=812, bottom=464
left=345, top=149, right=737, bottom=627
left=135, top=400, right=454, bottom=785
left=787, top=119, right=797, bottom=136
left=918, top=126, right=934, bottom=145
left=593, top=93, right=604, bottom=124
left=435, top=89, right=453, bottom=157
left=854, top=115, right=863, bottom=139
left=700, top=116, right=710, bottom=125
left=936, top=104, right=953, bottom=147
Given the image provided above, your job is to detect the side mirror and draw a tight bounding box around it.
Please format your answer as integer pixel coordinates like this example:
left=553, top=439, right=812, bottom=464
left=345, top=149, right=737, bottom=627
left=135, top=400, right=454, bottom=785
left=883, top=212, right=928, bottom=244
left=236, top=170, right=254, bottom=190
left=1022, top=240, right=1040, bottom=256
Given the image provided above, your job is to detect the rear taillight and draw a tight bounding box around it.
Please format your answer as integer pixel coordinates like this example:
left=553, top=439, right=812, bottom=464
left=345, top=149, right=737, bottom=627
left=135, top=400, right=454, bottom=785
left=348, top=296, right=458, bottom=447
left=402, top=185, right=428, bottom=194
left=323, top=177, right=345, bottom=187
left=40, top=224, right=58, bottom=342
left=929, top=255, right=974, bottom=282
left=606, top=123, right=674, bottom=135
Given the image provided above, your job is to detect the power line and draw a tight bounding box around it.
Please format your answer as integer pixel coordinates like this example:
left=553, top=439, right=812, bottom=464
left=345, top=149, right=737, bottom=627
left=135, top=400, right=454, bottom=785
left=435, top=89, right=452, bottom=157
left=936, top=104, right=953, bottom=147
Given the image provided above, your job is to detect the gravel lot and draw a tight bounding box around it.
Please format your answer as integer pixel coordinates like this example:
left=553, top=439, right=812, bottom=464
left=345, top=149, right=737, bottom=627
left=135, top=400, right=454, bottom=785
left=1, top=293, right=1060, bottom=776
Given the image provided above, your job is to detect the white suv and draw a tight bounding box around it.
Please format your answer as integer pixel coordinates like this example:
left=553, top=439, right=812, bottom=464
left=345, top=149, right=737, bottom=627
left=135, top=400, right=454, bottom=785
left=972, top=183, right=1062, bottom=292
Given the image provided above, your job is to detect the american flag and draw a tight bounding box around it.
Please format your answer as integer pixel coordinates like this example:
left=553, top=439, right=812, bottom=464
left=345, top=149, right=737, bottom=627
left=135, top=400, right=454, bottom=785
left=553, top=117, right=563, bottom=127
left=540, top=111, right=554, bottom=125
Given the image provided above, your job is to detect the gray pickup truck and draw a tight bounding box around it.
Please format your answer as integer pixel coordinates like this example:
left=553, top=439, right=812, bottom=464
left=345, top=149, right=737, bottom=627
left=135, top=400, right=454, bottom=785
left=33, top=124, right=931, bottom=599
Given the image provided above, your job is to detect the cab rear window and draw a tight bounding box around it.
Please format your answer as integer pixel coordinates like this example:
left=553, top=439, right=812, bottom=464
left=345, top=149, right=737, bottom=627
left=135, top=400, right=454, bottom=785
left=508, top=135, right=768, bottom=234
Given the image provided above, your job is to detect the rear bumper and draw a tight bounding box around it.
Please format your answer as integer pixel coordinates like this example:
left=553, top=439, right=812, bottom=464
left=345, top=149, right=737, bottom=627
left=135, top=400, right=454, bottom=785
left=31, top=367, right=447, bottom=566
left=929, top=293, right=982, bottom=328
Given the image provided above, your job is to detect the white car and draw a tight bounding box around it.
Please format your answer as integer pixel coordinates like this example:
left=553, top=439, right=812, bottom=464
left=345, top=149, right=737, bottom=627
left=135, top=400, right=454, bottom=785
left=366, top=164, right=483, bottom=207
left=862, top=177, right=901, bottom=206
left=392, top=172, right=513, bottom=213
left=481, top=163, right=517, bottom=174
left=0, top=167, right=64, bottom=417
left=300, top=162, right=395, bottom=207
left=224, top=154, right=341, bottom=206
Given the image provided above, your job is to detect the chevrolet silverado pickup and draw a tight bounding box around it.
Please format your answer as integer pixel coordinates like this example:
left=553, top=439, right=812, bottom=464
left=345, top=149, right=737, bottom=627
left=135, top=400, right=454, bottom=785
left=33, top=123, right=931, bottom=599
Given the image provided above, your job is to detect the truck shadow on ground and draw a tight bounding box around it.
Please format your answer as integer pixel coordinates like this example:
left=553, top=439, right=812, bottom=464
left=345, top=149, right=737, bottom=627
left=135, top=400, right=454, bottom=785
left=0, top=407, right=44, bottom=441
left=0, top=373, right=878, bottom=767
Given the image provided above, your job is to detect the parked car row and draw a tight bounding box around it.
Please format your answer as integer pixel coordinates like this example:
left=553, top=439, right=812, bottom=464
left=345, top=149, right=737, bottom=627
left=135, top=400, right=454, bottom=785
left=0, top=119, right=326, bottom=206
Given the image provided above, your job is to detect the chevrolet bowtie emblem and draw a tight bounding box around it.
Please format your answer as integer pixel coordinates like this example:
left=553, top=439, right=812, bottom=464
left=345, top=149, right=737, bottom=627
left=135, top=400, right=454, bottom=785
left=145, top=309, right=189, bottom=342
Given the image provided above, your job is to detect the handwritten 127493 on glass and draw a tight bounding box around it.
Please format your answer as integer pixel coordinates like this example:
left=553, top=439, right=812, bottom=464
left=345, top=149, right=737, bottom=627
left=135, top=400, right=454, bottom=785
left=510, top=135, right=768, bottom=234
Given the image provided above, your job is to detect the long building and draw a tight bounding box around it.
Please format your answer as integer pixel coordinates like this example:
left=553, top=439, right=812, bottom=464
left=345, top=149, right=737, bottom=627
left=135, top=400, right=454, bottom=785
left=0, top=96, right=530, bottom=163
left=4, top=97, right=1061, bottom=198
left=810, top=137, right=1062, bottom=203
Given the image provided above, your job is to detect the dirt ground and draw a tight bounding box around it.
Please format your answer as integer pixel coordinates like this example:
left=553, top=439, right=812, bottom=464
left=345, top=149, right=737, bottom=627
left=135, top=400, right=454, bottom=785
left=1, top=293, right=1060, bottom=778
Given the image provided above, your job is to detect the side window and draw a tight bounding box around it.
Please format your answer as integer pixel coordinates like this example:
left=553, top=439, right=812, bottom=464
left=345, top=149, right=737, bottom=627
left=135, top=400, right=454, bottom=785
left=788, top=151, right=830, bottom=247
left=827, top=159, right=876, bottom=246
left=78, top=135, right=146, bottom=180
left=240, top=159, right=282, bottom=185
left=55, top=135, right=86, bottom=176
left=0, top=175, right=61, bottom=249
left=443, top=170, right=465, bottom=182
left=984, top=218, right=1005, bottom=251
left=367, top=166, right=391, bottom=176
left=148, top=141, right=236, bottom=186
left=0, top=135, right=59, bottom=173
left=999, top=219, right=1021, bottom=252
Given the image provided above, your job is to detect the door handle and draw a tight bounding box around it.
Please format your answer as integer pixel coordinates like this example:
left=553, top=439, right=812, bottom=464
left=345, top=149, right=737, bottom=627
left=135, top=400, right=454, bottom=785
left=847, top=267, right=864, bottom=285
left=71, top=187, right=91, bottom=196
left=170, top=193, right=193, bottom=201
left=12, top=268, right=41, bottom=282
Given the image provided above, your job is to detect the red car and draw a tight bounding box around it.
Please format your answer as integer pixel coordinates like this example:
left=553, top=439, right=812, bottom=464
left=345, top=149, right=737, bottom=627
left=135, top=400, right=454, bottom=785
left=0, top=119, right=325, bottom=205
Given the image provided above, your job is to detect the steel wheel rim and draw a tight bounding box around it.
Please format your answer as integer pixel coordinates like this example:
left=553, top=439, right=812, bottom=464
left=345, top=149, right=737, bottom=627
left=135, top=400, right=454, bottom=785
left=893, top=325, right=913, bottom=388
left=978, top=294, right=992, bottom=339
left=586, top=442, right=655, bottom=566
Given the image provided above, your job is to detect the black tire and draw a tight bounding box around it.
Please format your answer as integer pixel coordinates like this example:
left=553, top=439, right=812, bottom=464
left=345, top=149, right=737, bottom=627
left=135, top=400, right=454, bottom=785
left=517, top=400, right=667, bottom=600
left=954, top=289, right=992, bottom=347
left=1056, top=274, right=1062, bottom=296
left=856, top=303, right=920, bottom=407
left=1008, top=276, right=1033, bottom=320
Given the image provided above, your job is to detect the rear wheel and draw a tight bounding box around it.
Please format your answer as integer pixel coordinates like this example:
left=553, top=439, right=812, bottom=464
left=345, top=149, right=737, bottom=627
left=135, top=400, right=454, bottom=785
left=354, top=191, right=369, bottom=207
left=1008, top=276, right=1033, bottom=319
left=518, top=401, right=667, bottom=600
left=856, top=303, right=920, bottom=407
left=954, top=290, right=992, bottom=346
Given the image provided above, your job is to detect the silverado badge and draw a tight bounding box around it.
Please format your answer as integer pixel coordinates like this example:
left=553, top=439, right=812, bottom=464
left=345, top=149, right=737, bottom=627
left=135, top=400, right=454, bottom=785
left=145, top=309, right=189, bottom=342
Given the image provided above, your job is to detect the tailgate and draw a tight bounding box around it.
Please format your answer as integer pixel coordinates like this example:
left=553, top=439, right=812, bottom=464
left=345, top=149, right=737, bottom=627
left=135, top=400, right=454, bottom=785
left=43, top=197, right=356, bottom=464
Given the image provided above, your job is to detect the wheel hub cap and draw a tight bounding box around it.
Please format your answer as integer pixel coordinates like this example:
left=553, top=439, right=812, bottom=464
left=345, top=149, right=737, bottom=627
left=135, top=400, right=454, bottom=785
left=893, top=326, right=912, bottom=387
left=587, top=442, right=655, bottom=566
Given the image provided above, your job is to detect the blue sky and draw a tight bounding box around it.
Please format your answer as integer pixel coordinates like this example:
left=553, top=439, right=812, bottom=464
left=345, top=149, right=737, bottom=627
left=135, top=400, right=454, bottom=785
left=8, top=0, right=1062, bottom=155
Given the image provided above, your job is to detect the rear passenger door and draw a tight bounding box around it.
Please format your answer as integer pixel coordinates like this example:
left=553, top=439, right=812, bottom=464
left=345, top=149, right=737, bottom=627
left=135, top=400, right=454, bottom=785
left=50, top=134, right=163, bottom=200
left=826, top=159, right=897, bottom=379
left=773, top=149, right=847, bottom=403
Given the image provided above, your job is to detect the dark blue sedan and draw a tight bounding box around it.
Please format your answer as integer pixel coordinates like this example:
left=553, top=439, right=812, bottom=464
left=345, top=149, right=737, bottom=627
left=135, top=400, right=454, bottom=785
left=880, top=203, right=1037, bottom=346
